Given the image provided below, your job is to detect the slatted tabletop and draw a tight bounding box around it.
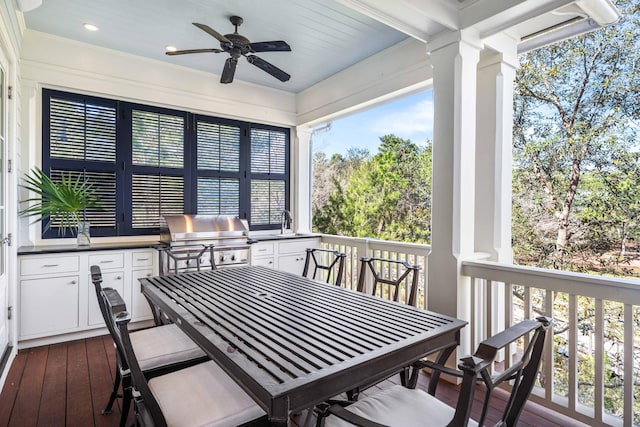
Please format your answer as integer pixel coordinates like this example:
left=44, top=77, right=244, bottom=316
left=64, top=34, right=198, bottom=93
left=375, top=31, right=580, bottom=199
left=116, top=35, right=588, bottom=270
left=140, top=266, right=466, bottom=426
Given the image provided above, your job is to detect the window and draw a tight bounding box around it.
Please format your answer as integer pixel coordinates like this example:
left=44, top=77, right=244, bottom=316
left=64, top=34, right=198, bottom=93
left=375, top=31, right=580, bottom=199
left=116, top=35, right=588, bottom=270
left=41, top=89, right=290, bottom=238
left=195, top=118, right=241, bottom=216
left=44, top=93, right=118, bottom=237
left=250, top=128, right=288, bottom=225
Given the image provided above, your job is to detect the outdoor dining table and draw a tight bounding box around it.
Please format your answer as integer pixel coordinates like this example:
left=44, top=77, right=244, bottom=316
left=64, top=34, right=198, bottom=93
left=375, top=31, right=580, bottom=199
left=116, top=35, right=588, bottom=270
left=140, top=265, right=467, bottom=426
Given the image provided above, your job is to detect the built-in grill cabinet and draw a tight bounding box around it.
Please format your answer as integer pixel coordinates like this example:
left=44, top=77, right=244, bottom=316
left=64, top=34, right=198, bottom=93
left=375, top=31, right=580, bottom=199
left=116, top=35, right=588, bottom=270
left=159, top=215, right=251, bottom=275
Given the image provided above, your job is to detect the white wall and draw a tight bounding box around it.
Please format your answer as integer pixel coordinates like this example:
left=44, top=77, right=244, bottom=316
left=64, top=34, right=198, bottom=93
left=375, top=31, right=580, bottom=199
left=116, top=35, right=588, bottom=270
left=18, top=30, right=299, bottom=246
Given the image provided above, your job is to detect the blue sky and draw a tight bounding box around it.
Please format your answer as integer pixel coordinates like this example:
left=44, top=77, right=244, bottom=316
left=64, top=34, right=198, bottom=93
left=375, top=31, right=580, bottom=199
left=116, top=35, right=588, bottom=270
left=311, top=90, right=434, bottom=156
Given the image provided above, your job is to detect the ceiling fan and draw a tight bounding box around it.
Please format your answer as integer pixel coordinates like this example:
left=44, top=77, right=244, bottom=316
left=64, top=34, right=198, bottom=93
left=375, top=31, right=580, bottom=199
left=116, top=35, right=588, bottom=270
left=167, top=16, right=291, bottom=84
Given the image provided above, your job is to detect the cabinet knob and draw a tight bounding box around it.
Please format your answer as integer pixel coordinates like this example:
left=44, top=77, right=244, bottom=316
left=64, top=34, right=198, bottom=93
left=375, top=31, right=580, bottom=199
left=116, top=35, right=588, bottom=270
left=268, top=261, right=273, bottom=264
left=116, top=276, right=122, bottom=280
left=70, top=280, right=77, bottom=285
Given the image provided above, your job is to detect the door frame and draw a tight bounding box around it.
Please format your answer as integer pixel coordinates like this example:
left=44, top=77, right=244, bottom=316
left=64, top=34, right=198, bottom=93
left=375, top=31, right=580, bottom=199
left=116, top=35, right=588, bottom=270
left=0, top=15, right=18, bottom=388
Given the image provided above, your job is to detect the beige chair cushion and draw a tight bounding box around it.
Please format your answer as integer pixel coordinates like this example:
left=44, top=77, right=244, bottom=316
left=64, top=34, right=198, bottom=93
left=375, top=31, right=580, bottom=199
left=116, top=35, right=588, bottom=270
left=131, top=324, right=206, bottom=371
left=149, top=360, right=266, bottom=427
left=325, top=384, right=478, bottom=427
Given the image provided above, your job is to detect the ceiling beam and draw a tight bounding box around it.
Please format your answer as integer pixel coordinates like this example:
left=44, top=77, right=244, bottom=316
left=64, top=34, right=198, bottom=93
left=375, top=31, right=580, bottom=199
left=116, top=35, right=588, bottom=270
left=334, top=0, right=459, bottom=42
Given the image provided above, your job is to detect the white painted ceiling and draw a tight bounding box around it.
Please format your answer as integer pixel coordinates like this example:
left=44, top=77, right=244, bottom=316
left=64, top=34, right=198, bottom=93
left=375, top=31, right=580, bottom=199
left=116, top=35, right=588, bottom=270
left=22, top=0, right=420, bottom=93
left=21, top=0, right=615, bottom=94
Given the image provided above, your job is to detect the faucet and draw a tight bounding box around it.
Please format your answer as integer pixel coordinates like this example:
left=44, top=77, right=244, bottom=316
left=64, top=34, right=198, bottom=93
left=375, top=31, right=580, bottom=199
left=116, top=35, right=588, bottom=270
left=280, top=210, right=293, bottom=234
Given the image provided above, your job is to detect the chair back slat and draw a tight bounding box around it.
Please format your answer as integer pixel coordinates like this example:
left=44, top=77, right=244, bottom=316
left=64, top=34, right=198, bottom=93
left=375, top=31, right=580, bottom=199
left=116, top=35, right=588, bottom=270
left=356, top=256, right=421, bottom=306
left=302, top=248, right=346, bottom=286
left=450, top=316, right=552, bottom=427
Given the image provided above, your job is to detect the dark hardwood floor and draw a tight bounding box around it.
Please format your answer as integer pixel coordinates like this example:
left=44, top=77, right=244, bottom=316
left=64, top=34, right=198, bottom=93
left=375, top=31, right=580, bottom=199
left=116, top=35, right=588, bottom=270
left=0, top=335, right=585, bottom=427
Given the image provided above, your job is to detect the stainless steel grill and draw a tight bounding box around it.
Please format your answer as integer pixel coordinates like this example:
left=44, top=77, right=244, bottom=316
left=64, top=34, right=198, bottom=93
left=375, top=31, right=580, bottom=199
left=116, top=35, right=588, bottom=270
left=158, top=214, right=251, bottom=275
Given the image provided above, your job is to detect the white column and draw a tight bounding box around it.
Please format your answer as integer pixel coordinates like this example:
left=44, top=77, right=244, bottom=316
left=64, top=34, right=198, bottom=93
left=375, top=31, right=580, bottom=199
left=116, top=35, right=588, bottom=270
left=475, top=39, right=518, bottom=263
left=474, top=37, right=518, bottom=347
left=293, top=126, right=312, bottom=233
left=427, top=31, right=482, bottom=356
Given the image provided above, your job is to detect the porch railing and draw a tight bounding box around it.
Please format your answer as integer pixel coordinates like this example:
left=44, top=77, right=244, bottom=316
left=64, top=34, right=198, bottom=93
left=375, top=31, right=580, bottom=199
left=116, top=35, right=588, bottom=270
left=317, top=234, right=640, bottom=426
left=318, top=234, right=430, bottom=309
left=462, top=260, right=640, bottom=427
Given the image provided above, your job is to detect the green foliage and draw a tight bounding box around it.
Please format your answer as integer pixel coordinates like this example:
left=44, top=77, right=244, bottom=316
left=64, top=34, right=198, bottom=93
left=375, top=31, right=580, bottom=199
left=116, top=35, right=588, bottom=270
left=313, top=135, right=432, bottom=243
left=19, top=167, right=101, bottom=235
left=513, top=0, right=640, bottom=272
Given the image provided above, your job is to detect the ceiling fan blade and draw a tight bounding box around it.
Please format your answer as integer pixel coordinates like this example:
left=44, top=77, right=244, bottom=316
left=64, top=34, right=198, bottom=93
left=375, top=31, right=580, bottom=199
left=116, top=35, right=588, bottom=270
left=193, top=23, right=232, bottom=45
left=221, top=58, right=238, bottom=84
left=249, top=41, right=291, bottom=53
left=166, top=48, right=223, bottom=56
left=246, top=55, right=290, bottom=82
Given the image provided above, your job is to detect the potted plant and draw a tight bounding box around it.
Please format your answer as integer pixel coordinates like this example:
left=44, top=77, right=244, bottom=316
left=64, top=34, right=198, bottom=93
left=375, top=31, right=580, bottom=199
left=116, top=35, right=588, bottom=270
left=19, top=167, right=101, bottom=245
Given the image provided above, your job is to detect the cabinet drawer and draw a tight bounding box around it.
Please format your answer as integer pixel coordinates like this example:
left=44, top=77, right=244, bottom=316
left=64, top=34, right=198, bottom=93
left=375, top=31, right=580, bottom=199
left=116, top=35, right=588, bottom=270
left=20, top=255, right=80, bottom=276
left=278, top=240, right=317, bottom=255
left=89, top=252, right=124, bottom=269
left=132, top=251, right=154, bottom=268
left=252, top=243, right=274, bottom=256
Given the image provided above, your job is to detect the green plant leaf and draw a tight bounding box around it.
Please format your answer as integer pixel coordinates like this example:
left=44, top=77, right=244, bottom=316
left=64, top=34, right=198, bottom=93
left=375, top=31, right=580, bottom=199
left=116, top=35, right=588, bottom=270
left=19, top=167, right=102, bottom=235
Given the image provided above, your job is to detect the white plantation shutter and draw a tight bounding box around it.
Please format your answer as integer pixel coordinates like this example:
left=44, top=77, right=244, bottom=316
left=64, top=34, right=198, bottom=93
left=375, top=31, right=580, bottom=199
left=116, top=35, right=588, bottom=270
left=131, top=109, right=186, bottom=229
left=250, top=128, right=288, bottom=226
left=43, top=89, right=289, bottom=237
left=47, top=95, right=117, bottom=233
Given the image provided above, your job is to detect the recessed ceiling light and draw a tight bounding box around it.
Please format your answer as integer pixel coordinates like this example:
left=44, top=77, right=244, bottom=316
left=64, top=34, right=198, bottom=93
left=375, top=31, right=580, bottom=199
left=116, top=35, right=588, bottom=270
left=165, top=45, right=177, bottom=52
left=83, top=23, right=99, bottom=32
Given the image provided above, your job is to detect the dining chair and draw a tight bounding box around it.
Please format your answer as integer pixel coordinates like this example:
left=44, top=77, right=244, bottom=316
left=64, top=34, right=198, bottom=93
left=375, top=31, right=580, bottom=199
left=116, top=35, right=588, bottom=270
left=302, top=248, right=346, bottom=286
left=357, top=256, right=421, bottom=306
left=318, top=316, right=552, bottom=427
left=100, top=286, right=269, bottom=427
left=90, top=265, right=209, bottom=427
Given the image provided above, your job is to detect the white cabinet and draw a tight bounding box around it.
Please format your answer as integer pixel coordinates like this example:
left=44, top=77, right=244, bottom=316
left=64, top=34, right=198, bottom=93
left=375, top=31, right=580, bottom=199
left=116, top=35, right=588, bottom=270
left=20, top=275, right=80, bottom=337
left=251, top=242, right=275, bottom=268
left=278, top=240, right=314, bottom=275
left=87, top=252, right=125, bottom=326
left=130, top=250, right=156, bottom=322
left=19, top=254, right=81, bottom=338
left=251, top=238, right=320, bottom=274
left=18, top=248, right=158, bottom=346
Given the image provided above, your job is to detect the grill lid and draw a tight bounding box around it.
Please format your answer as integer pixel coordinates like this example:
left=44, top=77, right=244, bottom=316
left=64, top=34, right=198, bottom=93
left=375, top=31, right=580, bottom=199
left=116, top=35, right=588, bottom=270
left=160, top=215, right=249, bottom=245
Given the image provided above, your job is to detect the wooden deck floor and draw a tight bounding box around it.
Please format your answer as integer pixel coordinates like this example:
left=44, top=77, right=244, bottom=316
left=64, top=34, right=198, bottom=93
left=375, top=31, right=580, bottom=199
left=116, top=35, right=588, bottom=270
left=0, top=335, right=586, bottom=427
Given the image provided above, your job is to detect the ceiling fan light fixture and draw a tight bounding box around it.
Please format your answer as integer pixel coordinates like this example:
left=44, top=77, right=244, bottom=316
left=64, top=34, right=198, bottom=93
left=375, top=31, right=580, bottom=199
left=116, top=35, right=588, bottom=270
left=83, top=23, right=99, bottom=32
left=165, top=45, right=178, bottom=52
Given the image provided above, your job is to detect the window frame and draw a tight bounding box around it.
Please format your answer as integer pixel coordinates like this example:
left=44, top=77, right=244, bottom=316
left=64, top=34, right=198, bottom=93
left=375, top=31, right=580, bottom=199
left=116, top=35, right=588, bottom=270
left=40, top=88, right=290, bottom=238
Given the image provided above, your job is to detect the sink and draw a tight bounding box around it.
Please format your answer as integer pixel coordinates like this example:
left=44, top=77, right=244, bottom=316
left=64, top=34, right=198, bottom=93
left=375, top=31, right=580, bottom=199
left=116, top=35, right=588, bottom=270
left=251, top=233, right=318, bottom=241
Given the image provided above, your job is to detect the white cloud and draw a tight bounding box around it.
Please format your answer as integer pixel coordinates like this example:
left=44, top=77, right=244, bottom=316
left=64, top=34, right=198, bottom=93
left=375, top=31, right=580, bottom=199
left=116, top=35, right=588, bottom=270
left=371, top=99, right=434, bottom=139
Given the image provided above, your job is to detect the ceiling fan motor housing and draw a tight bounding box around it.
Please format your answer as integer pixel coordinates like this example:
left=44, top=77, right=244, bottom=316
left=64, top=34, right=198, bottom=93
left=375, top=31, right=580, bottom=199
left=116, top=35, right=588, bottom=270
left=223, top=33, right=251, bottom=57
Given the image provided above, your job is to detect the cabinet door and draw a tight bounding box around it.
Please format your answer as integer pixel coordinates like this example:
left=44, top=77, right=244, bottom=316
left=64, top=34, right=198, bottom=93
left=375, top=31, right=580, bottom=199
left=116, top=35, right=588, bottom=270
left=131, top=268, right=154, bottom=321
left=252, top=256, right=276, bottom=268
left=277, top=253, right=307, bottom=275
left=20, top=276, right=79, bottom=338
left=88, top=270, right=124, bottom=326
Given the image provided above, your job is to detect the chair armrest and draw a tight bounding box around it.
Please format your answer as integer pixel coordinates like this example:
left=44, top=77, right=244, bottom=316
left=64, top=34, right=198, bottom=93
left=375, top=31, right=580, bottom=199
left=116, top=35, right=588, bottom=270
left=474, top=317, right=551, bottom=360
left=415, top=359, right=464, bottom=379
left=103, top=287, right=127, bottom=315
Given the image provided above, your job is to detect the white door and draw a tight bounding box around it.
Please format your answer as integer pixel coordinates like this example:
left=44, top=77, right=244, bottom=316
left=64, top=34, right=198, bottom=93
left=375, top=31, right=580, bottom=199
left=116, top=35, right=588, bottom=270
left=0, top=54, right=9, bottom=358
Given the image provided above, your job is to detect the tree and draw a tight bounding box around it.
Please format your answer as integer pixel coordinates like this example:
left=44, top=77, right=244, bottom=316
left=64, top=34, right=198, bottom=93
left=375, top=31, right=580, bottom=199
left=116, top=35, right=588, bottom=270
left=513, top=0, right=640, bottom=269
left=312, top=135, right=432, bottom=243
